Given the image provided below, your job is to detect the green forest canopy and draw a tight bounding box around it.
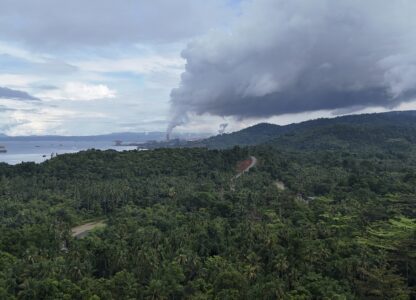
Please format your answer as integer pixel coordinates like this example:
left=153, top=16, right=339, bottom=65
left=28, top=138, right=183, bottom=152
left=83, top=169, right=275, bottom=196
left=1, top=112, right=416, bottom=299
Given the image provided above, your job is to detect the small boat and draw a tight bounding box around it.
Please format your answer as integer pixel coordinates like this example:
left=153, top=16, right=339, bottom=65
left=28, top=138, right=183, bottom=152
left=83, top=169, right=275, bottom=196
left=0, top=145, right=7, bottom=153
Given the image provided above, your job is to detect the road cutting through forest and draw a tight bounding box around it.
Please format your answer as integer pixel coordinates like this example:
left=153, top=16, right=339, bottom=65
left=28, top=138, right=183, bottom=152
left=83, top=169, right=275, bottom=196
left=230, top=156, right=257, bottom=191
left=71, top=157, right=258, bottom=237
left=71, top=220, right=106, bottom=239
left=235, top=156, right=257, bottom=178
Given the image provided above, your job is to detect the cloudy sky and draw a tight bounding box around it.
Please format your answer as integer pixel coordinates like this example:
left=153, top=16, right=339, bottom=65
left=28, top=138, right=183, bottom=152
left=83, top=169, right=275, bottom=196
left=1, top=0, right=416, bottom=136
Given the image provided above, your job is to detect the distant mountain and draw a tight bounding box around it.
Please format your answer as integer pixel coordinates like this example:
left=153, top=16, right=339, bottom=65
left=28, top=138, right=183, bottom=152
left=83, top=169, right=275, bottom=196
left=140, top=123, right=293, bottom=149
left=7, top=111, right=416, bottom=150
left=140, top=110, right=416, bottom=150
left=187, top=123, right=288, bottom=148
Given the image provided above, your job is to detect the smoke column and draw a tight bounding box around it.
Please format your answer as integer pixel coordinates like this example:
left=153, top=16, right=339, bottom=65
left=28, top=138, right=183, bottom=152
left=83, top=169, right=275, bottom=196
left=167, top=0, right=416, bottom=135
left=218, top=123, right=228, bottom=134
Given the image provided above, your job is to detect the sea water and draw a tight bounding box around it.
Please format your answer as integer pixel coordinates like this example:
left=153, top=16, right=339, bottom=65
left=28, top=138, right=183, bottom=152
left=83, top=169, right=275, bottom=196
left=0, top=140, right=137, bottom=165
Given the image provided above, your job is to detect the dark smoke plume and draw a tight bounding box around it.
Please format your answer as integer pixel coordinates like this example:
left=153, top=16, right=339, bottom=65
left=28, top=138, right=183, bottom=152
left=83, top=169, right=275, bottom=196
left=218, top=123, right=228, bottom=134
left=168, top=0, right=416, bottom=134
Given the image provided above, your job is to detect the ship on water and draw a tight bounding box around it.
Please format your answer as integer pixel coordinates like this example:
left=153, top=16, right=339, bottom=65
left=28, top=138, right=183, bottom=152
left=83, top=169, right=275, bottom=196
left=0, top=145, right=7, bottom=153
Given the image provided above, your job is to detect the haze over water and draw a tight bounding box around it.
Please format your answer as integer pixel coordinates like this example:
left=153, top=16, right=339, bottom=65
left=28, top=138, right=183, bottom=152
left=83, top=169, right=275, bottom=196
left=0, top=140, right=137, bottom=165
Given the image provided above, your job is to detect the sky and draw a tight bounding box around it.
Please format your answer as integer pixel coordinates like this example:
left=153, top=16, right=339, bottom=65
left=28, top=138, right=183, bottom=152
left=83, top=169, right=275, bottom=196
left=1, top=0, right=416, bottom=136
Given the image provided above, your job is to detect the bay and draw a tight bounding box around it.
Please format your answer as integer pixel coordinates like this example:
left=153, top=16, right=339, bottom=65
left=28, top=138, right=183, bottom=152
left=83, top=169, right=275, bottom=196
left=0, top=140, right=137, bottom=165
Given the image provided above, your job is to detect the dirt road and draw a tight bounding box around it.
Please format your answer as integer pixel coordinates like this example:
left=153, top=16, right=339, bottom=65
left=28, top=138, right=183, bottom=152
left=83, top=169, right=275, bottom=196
left=71, top=220, right=106, bottom=239
left=231, top=156, right=257, bottom=191
left=235, top=156, right=257, bottom=178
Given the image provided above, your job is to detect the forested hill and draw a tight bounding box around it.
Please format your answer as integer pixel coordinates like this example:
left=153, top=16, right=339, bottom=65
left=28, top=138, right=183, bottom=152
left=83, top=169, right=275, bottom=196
left=145, top=110, right=416, bottom=149
left=1, top=110, right=416, bottom=298
left=188, top=123, right=288, bottom=148
left=268, top=122, right=416, bottom=153
left=202, top=110, right=416, bottom=149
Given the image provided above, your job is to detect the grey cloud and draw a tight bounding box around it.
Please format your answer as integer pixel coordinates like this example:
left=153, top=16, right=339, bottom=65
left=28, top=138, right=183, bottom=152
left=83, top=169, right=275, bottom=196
left=35, top=85, right=59, bottom=91
left=168, top=0, right=416, bottom=133
left=0, top=0, right=235, bottom=48
left=0, top=120, right=29, bottom=133
left=32, top=60, right=78, bottom=74
left=0, top=105, right=16, bottom=112
left=0, top=54, right=78, bottom=76
left=0, top=87, right=39, bottom=101
left=118, top=120, right=167, bottom=127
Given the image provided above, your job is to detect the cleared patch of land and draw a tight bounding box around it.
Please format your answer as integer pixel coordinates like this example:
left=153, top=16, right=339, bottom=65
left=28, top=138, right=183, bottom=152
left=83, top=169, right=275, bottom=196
left=71, top=220, right=106, bottom=239
left=236, top=159, right=253, bottom=173
left=275, top=180, right=286, bottom=191
left=235, top=156, right=257, bottom=178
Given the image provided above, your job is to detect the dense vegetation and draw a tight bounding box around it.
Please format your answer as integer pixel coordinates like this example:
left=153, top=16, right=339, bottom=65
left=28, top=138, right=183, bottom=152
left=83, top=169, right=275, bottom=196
left=1, top=111, right=416, bottom=299
left=143, top=110, right=416, bottom=149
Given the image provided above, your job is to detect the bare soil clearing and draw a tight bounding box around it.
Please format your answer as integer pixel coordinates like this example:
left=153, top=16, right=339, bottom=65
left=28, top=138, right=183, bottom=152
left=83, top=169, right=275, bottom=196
left=71, top=220, right=106, bottom=239
left=236, top=159, right=253, bottom=173
left=275, top=180, right=286, bottom=191
left=235, top=156, right=257, bottom=179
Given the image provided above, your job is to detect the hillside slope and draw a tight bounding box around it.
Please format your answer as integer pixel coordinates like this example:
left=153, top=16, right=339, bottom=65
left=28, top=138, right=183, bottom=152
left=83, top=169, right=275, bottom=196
left=268, top=111, right=416, bottom=152
left=142, top=110, right=416, bottom=149
left=1, top=126, right=415, bottom=298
